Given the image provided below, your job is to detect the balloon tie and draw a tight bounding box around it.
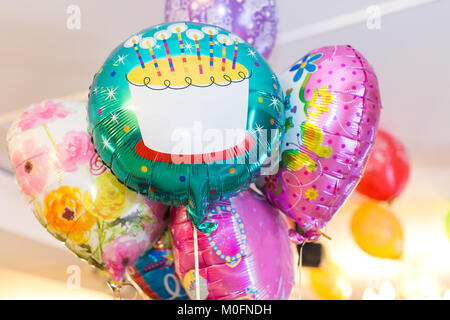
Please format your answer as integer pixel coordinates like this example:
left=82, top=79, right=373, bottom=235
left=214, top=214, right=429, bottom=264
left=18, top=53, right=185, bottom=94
left=107, top=280, right=139, bottom=300
left=297, top=243, right=304, bottom=300
left=107, top=280, right=122, bottom=300
left=315, top=225, right=332, bottom=240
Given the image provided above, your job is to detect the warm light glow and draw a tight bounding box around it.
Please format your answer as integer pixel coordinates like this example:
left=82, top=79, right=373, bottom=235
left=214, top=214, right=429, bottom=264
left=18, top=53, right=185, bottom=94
left=0, top=268, right=111, bottom=300
left=362, top=288, right=378, bottom=300
left=323, top=195, right=450, bottom=300
left=443, top=289, right=450, bottom=300
left=378, top=281, right=396, bottom=299
left=417, top=274, right=439, bottom=297
left=362, top=281, right=396, bottom=300
left=337, top=278, right=352, bottom=298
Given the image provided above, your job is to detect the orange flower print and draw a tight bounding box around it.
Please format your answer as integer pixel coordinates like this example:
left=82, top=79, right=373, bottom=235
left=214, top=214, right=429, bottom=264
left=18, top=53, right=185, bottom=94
left=44, top=186, right=95, bottom=245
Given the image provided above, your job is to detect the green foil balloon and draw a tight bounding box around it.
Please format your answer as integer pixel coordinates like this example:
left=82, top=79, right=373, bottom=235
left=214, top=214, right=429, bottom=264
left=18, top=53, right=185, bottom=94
left=88, top=22, right=284, bottom=233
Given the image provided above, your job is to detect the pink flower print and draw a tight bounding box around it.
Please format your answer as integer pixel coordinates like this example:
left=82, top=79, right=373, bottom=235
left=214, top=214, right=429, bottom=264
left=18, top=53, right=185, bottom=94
left=17, top=100, right=70, bottom=131
left=102, top=234, right=148, bottom=282
left=11, top=139, right=50, bottom=197
left=57, top=131, right=94, bottom=172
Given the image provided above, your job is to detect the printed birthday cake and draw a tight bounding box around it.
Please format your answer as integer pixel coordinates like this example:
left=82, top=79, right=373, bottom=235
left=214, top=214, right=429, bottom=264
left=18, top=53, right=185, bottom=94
left=87, top=21, right=283, bottom=232
left=124, top=24, right=252, bottom=159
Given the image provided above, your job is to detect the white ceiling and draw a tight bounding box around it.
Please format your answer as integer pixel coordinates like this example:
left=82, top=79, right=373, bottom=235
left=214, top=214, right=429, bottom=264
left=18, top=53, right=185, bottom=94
left=0, top=0, right=449, bottom=169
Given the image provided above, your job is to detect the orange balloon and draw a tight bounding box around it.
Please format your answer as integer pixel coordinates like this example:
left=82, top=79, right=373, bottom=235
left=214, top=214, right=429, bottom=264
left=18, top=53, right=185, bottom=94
left=309, top=261, right=352, bottom=300
left=351, top=201, right=404, bottom=259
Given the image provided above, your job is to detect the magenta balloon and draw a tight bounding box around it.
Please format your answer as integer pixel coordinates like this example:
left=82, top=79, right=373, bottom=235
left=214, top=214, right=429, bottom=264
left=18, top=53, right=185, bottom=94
left=170, top=189, right=296, bottom=300
left=165, top=0, right=277, bottom=59
left=259, top=45, right=382, bottom=243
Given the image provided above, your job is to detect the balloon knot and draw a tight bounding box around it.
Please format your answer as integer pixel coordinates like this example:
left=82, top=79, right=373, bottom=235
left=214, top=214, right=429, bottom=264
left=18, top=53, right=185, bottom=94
left=288, top=229, right=306, bottom=244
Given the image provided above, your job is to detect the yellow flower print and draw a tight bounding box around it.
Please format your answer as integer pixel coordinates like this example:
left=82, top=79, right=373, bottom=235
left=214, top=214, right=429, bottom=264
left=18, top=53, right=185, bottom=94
left=282, top=149, right=316, bottom=172
left=317, top=86, right=333, bottom=106
left=91, top=172, right=137, bottom=220
left=44, top=186, right=96, bottom=245
left=282, top=122, right=332, bottom=172
left=306, top=86, right=333, bottom=118
left=305, top=188, right=319, bottom=201
left=301, top=122, right=332, bottom=159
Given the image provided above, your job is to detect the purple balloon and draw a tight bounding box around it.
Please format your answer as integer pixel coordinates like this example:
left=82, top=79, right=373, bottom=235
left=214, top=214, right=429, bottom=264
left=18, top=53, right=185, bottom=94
left=170, top=189, right=296, bottom=300
left=165, top=0, right=278, bottom=59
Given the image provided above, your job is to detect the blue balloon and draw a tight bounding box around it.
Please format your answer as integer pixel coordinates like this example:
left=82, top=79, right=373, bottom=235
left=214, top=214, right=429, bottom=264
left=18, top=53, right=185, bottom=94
left=129, top=246, right=188, bottom=300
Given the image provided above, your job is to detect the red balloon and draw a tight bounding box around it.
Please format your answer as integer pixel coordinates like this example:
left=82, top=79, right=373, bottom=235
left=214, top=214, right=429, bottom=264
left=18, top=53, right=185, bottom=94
left=357, top=129, right=410, bottom=201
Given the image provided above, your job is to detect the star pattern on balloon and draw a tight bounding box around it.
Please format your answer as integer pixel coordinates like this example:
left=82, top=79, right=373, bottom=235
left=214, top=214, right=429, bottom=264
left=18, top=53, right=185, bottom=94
left=269, top=96, right=281, bottom=111
left=113, top=54, right=128, bottom=66
left=110, top=113, right=119, bottom=124
left=102, top=136, right=111, bottom=150
left=105, top=87, right=118, bottom=101
left=247, top=48, right=257, bottom=59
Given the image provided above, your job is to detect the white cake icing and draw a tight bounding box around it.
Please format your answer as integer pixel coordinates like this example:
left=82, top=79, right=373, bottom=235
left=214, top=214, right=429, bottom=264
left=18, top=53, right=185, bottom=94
left=127, top=55, right=250, bottom=155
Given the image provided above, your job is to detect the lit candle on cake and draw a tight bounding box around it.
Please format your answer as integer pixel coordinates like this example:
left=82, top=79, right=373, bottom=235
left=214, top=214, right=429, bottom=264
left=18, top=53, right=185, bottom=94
left=221, top=40, right=227, bottom=72
left=168, top=23, right=189, bottom=73
left=155, top=30, right=174, bottom=72
left=139, top=37, right=161, bottom=77
left=229, top=34, right=243, bottom=70
left=217, top=34, right=232, bottom=72
left=186, top=29, right=205, bottom=75
left=124, top=34, right=145, bottom=69
left=201, top=26, right=219, bottom=72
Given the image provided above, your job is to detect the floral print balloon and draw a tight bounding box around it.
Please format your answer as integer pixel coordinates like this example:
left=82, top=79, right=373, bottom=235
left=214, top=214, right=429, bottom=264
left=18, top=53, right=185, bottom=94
left=7, top=100, right=169, bottom=283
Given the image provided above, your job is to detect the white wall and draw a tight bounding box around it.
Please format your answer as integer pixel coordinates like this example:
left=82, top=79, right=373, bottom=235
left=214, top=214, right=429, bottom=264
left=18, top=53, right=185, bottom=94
left=0, top=0, right=448, bottom=168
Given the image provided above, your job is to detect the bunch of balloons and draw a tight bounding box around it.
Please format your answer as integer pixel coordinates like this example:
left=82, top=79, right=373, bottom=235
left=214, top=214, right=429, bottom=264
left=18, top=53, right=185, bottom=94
left=8, top=17, right=383, bottom=299
left=351, top=129, right=410, bottom=259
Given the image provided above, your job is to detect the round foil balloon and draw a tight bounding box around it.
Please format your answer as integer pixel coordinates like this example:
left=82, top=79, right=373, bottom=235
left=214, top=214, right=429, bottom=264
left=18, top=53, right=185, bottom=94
left=171, top=189, right=297, bottom=300
left=7, top=99, right=169, bottom=282
left=351, top=201, right=403, bottom=259
left=128, top=231, right=188, bottom=300
left=87, top=22, right=283, bottom=233
left=165, top=0, right=278, bottom=59
left=357, top=129, right=410, bottom=202
left=257, top=45, right=382, bottom=242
